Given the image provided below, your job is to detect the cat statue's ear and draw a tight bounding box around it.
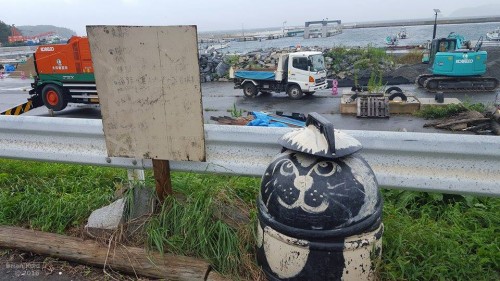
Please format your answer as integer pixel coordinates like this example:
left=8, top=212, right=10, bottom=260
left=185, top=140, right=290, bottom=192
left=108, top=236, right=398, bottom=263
left=278, top=113, right=361, bottom=159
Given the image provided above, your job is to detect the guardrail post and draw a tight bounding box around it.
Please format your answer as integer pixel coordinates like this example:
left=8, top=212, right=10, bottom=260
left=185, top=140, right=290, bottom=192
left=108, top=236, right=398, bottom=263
left=127, top=169, right=145, bottom=182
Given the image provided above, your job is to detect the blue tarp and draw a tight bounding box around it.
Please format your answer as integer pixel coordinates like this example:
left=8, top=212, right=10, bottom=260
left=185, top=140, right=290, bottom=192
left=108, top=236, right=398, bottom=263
left=247, top=112, right=306, bottom=127
left=3, top=64, right=15, bottom=72
left=247, top=112, right=287, bottom=127
left=234, top=70, right=275, bottom=80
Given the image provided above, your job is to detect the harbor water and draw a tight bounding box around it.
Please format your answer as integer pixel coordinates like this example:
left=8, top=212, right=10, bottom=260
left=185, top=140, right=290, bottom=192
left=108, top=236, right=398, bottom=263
left=201, top=22, right=500, bottom=54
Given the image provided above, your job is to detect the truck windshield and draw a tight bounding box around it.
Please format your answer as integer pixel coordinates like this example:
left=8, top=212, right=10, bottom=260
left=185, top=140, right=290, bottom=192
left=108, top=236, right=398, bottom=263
left=309, top=55, right=325, bottom=72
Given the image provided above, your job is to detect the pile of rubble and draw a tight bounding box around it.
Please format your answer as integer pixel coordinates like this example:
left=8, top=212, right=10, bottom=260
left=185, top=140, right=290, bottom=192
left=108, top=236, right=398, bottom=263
left=199, top=52, right=229, bottom=83
left=424, top=109, right=500, bottom=136
left=197, top=45, right=409, bottom=85
left=198, top=45, right=500, bottom=86
left=198, top=46, right=322, bottom=83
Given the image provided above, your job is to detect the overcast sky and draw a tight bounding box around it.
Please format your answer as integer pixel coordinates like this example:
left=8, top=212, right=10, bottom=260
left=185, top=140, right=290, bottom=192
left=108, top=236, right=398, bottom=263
left=1, top=0, right=500, bottom=35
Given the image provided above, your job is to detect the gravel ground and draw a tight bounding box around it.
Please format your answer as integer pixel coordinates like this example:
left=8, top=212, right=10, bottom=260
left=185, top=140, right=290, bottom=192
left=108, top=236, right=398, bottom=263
left=484, top=47, right=500, bottom=78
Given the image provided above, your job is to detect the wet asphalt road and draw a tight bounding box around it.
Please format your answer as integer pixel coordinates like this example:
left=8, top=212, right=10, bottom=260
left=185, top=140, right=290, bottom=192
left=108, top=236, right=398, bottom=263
left=1, top=77, right=499, bottom=133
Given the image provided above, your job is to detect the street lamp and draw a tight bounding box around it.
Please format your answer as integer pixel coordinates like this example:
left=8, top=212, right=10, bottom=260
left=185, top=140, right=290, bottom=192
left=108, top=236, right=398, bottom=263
left=433, top=9, right=441, bottom=39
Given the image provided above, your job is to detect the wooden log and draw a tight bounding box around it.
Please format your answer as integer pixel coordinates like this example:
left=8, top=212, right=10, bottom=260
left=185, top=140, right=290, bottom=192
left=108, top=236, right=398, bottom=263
left=0, top=226, right=228, bottom=281
left=462, top=122, right=491, bottom=132
left=450, top=123, right=468, bottom=131
left=207, top=271, right=230, bottom=281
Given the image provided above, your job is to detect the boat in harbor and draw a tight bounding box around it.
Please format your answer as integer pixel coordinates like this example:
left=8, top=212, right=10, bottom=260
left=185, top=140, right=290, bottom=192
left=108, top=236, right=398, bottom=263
left=398, top=27, right=408, bottom=39
left=385, top=35, right=398, bottom=45
left=486, top=27, right=500, bottom=41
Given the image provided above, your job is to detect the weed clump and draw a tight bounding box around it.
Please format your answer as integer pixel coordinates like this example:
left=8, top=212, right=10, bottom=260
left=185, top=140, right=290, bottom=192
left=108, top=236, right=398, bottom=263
left=146, top=173, right=263, bottom=280
left=415, top=101, right=486, bottom=119
left=394, top=50, right=424, bottom=64
left=325, top=45, right=393, bottom=87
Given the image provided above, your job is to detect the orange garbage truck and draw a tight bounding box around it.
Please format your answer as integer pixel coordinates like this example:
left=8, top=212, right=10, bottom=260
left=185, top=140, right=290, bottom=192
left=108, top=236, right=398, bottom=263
left=29, top=36, right=98, bottom=111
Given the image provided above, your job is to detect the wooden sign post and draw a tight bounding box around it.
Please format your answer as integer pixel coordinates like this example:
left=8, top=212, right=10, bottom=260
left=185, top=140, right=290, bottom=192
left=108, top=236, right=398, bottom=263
left=87, top=26, right=205, bottom=202
left=152, top=159, right=172, bottom=201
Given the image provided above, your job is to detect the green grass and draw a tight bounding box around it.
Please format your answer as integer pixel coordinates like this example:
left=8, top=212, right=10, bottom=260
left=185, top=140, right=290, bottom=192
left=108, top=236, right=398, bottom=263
left=225, top=54, right=240, bottom=66
left=0, top=159, right=122, bottom=233
left=381, top=190, right=499, bottom=280
left=0, top=159, right=498, bottom=280
left=229, top=103, right=243, bottom=117
left=146, top=173, right=260, bottom=279
left=416, top=101, right=487, bottom=119
left=394, top=50, right=424, bottom=64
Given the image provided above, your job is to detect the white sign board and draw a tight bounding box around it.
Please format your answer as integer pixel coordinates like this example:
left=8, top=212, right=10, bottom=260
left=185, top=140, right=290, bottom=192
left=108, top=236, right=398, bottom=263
left=87, top=26, right=205, bottom=161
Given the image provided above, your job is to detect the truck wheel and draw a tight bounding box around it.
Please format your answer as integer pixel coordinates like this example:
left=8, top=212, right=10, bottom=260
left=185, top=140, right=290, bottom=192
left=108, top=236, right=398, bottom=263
left=243, top=83, right=257, bottom=97
left=41, top=84, right=68, bottom=111
left=287, top=85, right=303, bottom=99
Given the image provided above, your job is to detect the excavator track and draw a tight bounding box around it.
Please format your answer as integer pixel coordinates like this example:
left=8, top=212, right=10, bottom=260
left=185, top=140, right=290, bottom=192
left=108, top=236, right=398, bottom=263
left=415, top=74, right=434, bottom=88
left=421, top=76, right=499, bottom=93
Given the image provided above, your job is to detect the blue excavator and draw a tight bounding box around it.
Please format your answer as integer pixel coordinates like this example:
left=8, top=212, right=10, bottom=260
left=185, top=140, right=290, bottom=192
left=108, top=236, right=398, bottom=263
left=416, top=33, right=499, bottom=92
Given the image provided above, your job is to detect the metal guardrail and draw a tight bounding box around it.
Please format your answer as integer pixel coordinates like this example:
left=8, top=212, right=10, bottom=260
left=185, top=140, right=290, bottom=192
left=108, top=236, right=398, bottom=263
left=0, top=115, right=499, bottom=197
left=0, top=46, right=37, bottom=58
left=482, top=41, right=500, bottom=48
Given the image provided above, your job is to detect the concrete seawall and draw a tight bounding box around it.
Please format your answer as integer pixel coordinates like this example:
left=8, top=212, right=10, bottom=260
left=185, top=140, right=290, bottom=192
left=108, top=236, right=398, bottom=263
left=343, top=16, right=500, bottom=29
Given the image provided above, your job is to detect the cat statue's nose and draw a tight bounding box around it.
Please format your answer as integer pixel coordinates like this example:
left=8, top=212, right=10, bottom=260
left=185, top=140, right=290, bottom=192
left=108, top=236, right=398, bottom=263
left=293, top=175, right=313, bottom=191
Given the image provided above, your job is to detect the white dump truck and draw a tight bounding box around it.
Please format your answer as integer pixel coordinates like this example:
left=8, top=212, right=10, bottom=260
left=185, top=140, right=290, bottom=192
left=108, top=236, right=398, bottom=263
left=230, top=51, right=328, bottom=99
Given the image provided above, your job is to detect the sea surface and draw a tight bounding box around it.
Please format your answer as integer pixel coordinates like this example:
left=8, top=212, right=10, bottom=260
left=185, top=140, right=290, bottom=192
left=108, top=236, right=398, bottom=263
left=200, top=22, right=500, bottom=54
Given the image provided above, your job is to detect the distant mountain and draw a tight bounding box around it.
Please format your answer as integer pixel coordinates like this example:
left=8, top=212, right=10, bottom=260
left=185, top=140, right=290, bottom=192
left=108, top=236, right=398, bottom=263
left=449, top=4, right=500, bottom=18
left=17, top=25, right=76, bottom=39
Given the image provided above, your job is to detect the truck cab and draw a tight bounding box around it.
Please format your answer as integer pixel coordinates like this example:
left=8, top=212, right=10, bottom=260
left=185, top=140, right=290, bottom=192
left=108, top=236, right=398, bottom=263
left=232, top=51, right=328, bottom=99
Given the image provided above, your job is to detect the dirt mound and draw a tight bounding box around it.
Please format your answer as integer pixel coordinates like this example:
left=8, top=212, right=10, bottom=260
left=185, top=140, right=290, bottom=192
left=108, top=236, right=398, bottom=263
left=484, top=46, right=500, bottom=78
left=385, top=63, right=429, bottom=84
left=9, top=57, right=36, bottom=78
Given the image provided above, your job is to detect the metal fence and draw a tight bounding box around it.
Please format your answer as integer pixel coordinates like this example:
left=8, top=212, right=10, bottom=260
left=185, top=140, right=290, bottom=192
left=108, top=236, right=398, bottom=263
left=0, top=115, right=499, bottom=197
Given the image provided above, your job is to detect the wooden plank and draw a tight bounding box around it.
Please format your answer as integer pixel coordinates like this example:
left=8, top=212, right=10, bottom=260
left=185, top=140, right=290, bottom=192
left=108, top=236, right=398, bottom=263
left=435, top=117, right=490, bottom=128
left=87, top=26, right=205, bottom=162
left=0, top=226, right=218, bottom=280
